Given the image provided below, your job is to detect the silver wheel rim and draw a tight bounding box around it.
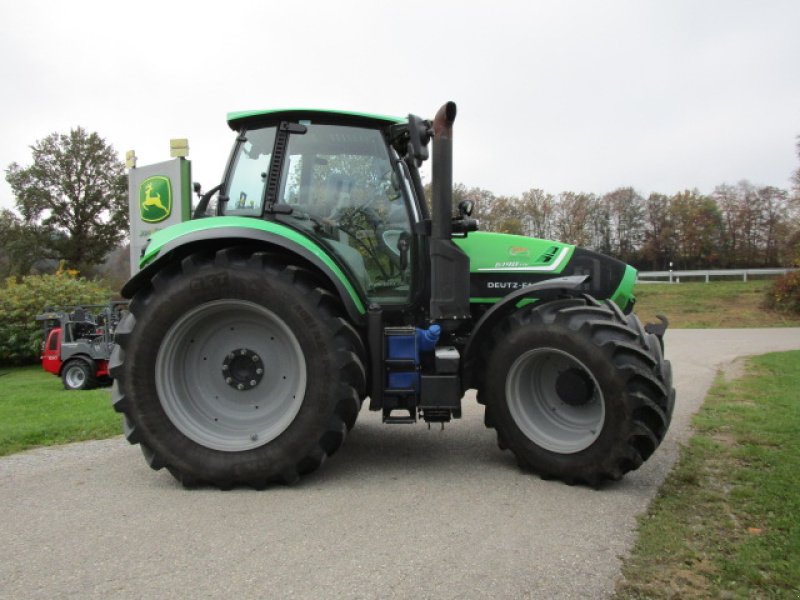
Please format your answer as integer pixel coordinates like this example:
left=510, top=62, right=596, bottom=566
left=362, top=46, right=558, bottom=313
left=155, top=300, right=307, bottom=452
left=506, top=348, right=604, bottom=454
left=65, top=365, right=86, bottom=389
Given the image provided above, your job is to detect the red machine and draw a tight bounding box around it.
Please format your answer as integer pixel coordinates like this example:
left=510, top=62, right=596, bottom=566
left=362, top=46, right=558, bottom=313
left=36, top=304, right=125, bottom=390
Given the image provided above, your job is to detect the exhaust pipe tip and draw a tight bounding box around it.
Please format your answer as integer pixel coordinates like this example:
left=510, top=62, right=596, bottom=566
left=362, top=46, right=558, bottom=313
left=433, top=101, right=457, bottom=136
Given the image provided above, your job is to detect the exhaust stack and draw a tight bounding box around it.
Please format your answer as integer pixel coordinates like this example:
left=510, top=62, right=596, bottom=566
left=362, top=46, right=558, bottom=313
left=431, top=101, right=457, bottom=240
left=428, top=101, right=471, bottom=321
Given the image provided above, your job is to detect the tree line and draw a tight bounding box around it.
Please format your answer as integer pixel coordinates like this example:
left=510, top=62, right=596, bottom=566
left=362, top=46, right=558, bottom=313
left=449, top=174, right=800, bottom=271
left=2, top=129, right=799, bottom=281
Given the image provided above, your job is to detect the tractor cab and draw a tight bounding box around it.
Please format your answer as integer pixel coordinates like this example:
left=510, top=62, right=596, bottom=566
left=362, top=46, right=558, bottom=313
left=216, top=112, right=419, bottom=306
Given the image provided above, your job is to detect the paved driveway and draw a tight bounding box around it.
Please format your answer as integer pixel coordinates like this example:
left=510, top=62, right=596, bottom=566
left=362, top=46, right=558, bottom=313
left=2, top=329, right=799, bottom=599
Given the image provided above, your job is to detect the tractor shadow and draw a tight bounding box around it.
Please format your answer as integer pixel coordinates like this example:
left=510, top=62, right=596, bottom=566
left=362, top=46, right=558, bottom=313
left=300, top=409, right=529, bottom=487
left=303, top=407, right=637, bottom=492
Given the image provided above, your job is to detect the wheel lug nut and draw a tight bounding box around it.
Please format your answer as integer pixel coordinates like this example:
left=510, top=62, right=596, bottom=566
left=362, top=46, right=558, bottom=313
left=228, top=353, right=234, bottom=360
left=241, top=349, right=247, bottom=355
left=256, top=368, right=263, bottom=375
left=237, top=383, right=244, bottom=390
left=222, top=365, right=228, bottom=371
left=252, top=355, right=259, bottom=362
left=226, top=377, right=232, bottom=384
left=250, top=380, right=257, bottom=386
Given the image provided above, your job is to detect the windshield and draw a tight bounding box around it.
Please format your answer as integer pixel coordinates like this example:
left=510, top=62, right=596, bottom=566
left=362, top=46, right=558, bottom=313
left=278, top=124, right=413, bottom=303
left=222, top=127, right=276, bottom=216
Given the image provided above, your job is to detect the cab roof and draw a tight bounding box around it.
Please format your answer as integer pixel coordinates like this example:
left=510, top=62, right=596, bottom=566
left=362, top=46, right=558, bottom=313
left=227, top=108, right=406, bottom=130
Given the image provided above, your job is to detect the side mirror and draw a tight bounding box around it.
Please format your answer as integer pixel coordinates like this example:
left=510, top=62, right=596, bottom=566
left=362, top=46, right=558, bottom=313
left=452, top=200, right=478, bottom=235
left=193, top=182, right=202, bottom=199
left=406, top=114, right=432, bottom=166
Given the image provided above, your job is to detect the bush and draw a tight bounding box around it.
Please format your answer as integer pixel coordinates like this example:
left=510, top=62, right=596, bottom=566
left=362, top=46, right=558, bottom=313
left=0, top=272, right=111, bottom=365
left=764, top=271, right=800, bottom=315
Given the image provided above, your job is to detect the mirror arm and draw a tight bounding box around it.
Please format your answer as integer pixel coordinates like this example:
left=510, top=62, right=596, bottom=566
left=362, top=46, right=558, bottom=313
left=192, top=183, right=223, bottom=219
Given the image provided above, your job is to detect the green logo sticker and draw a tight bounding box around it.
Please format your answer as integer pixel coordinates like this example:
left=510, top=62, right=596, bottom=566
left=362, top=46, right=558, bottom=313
left=139, top=176, right=172, bottom=223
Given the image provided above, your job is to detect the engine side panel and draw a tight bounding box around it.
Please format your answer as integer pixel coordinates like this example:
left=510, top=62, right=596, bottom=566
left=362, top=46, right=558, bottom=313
left=453, top=232, right=636, bottom=311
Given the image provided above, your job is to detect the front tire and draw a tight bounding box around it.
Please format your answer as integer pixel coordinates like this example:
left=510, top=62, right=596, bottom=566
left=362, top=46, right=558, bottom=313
left=481, top=296, right=674, bottom=486
left=110, top=247, right=366, bottom=488
left=62, top=359, right=96, bottom=390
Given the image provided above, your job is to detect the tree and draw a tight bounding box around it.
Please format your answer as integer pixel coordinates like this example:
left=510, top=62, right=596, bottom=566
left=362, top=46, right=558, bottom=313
left=0, top=209, right=49, bottom=278
left=669, top=190, right=722, bottom=268
left=736, top=181, right=765, bottom=266
left=552, top=192, right=596, bottom=247
left=792, top=136, right=800, bottom=199
left=5, top=128, right=128, bottom=274
left=481, top=195, right=524, bottom=234
left=788, top=137, right=800, bottom=264
left=640, top=193, right=673, bottom=270
left=714, top=183, right=742, bottom=267
left=714, top=181, right=792, bottom=267
left=757, top=185, right=789, bottom=266
left=599, top=187, right=644, bottom=263
left=519, top=188, right=556, bottom=240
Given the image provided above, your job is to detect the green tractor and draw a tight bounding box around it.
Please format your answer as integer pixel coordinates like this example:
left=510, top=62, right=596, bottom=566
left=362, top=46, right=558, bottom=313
left=112, top=102, right=674, bottom=488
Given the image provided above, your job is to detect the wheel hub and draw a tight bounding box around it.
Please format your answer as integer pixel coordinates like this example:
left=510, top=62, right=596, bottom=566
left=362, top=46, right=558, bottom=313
left=222, top=348, right=264, bottom=391
left=555, top=367, right=595, bottom=406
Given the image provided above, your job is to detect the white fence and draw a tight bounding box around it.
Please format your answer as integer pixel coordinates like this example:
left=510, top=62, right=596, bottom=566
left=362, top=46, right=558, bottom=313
left=637, top=268, right=797, bottom=283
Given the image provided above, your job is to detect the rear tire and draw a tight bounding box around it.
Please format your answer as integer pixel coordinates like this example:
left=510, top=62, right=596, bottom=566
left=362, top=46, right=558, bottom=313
left=62, top=359, right=96, bottom=391
left=110, top=247, right=366, bottom=488
left=480, top=295, right=674, bottom=486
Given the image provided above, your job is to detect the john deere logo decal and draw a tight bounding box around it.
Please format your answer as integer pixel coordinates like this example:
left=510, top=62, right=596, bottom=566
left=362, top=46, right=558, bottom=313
left=139, top=176, right=172, bottom=223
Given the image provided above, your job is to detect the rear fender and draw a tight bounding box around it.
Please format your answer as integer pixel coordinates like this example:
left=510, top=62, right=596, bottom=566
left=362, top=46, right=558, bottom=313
left=121, top=225, right=367, bottom=324
left=461, top=275, right=589, bottom=390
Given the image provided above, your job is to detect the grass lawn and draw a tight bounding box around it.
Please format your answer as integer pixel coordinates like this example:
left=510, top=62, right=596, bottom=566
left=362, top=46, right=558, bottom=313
left=632, top=279, right=800, bottom=328
left=615, top=350, right=800, bottom=599
left=0, top=365, right=121, bottom=457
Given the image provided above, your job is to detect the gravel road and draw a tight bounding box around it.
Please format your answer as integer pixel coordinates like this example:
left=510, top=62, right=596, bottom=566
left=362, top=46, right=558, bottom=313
left=2, top=328, right=799, bottom=600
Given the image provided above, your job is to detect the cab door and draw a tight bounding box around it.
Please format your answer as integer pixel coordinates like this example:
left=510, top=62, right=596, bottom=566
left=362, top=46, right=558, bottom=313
left=276, top=123, right=416, bottom=305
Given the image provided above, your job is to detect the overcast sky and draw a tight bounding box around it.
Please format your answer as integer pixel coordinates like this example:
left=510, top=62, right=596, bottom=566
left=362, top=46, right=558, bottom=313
left=1, top=0, right=798, bottom=213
